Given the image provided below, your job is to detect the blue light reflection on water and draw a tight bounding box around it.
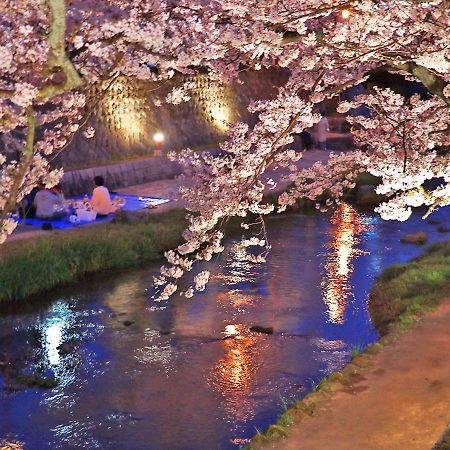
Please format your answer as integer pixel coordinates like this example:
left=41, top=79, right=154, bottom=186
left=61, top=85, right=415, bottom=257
left=1, top=205, right=450, bottom=449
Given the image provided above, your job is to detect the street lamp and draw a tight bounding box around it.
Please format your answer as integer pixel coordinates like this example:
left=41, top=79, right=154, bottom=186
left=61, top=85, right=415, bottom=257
left=153, top=132, right=164, bottom=156
left=341, top=9, right=351, bottom=20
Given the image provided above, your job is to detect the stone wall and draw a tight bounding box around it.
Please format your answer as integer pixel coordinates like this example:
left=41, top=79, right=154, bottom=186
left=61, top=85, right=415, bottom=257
left=60, top=155, right=182, bottom=197
left=55, top=69, right=288, bottom=168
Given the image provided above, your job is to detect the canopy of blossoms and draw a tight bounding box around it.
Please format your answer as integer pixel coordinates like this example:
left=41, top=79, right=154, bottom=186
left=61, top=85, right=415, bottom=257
left=1, top=0, right=449, bottom=299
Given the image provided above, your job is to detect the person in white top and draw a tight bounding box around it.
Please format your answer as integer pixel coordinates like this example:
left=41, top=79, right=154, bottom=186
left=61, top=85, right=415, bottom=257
left=314, top=115, right=330, bottom=151
left=91, top=176, right=114, bottom=216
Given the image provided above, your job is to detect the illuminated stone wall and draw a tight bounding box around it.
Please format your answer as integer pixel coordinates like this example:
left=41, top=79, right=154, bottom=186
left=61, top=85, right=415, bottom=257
left=57, top=69, right=288, bottom=168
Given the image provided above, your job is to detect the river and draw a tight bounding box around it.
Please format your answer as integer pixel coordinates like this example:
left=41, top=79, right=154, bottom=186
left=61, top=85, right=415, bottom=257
left=1, top=204, right=449, bottom=449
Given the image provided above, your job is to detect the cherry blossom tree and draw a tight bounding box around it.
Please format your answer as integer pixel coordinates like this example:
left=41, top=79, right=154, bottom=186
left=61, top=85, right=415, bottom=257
left=0, top=0, right=286, bottom=243
left=1, top=0, right=449, bottom=299
left=152, top=0, right=450, bottom=300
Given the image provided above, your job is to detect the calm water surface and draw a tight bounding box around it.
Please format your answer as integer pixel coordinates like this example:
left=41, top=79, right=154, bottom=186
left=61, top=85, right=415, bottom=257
left=1, top=205, right=450, bottom=449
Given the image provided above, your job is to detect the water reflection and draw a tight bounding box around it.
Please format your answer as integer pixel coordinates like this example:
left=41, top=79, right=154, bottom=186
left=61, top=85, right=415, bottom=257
left=322, top=204, right=367, bottom=324
left=215, top=243, right=259, bottom=286
left=135, top=329, right=174, bottom=371
left=211, top=244, right=264, bottom=427
left=6, top=204, right=445, bottom=449
left=214, top=324, right=256, bottom=408
left=39, top=301, right=78, bottom=368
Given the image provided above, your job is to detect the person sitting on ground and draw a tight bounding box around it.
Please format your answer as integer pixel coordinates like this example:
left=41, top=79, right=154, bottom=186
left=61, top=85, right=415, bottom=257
left=19, top=184, right=41, bottom=218
left=33, top=184, right=69, bottom=220
left=91, top=176, right=116, bottom=216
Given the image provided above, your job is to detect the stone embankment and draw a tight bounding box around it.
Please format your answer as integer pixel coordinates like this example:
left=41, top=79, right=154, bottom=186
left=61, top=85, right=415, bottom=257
left=61, top=155, right=182, bottom=197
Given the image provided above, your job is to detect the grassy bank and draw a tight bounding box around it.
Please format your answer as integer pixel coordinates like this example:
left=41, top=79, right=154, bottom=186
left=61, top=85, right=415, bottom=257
left=0, top=185, right=290, bottom=304
left=370, top=240, right=450, bottom=335
left=434, top=426, right=450, bottom=450
left=0, top=209, right=187, bottom=303
left=247, top=239, right=450, bottom=449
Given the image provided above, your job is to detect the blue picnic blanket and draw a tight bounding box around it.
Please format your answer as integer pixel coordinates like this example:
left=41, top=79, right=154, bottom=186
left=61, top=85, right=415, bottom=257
left=19, top=194, right=170, bottom=230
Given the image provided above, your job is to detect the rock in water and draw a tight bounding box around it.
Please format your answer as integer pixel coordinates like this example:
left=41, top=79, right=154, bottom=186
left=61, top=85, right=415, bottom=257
left=400, top=232, right=427, bottom=245
left=438, top=226, right=450, bottom=233
left=250, top=325, right=274, bottom=334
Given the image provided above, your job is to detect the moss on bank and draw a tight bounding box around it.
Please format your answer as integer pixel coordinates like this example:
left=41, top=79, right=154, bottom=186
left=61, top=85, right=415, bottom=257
left=0, top=209, right=187, bottom=303
left=247, top=239, right=450, bottom=449
left=370, top=240, right=450, bottom=335
left=434, top=425, right=450, bottom=450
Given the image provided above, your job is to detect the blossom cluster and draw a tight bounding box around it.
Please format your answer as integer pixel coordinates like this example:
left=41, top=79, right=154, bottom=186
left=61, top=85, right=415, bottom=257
left=1, top=0, right=450, bottom=299
left=153, top=0, right=450, bottom=299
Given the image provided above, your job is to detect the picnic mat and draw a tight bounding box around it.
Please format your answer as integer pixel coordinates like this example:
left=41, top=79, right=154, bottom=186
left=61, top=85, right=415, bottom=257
left=19, top=194, right=171, bottom=230
left=112, top=194, right=170, bottom=211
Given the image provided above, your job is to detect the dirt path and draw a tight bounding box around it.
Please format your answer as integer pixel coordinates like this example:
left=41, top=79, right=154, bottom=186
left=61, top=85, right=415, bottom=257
left=267, top=300, right=450, bottom=450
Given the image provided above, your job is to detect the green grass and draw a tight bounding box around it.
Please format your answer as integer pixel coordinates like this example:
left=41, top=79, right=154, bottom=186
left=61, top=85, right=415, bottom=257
left=434, top=426, right=450, bottom=449
left=279, top=395, right=290, bottom=411
left=0, top=206, right=248, bottom=303
left=370, top=240, right=450, bottom=335
left=0, top=209, right=187, bottom=303
left=277, top=412, right=295, bottom=427
left=350, top=344, right=365, bottom=360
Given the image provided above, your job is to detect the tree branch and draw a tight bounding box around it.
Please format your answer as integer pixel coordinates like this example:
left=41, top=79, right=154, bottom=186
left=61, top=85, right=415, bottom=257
left=38, top=0, right=83, bottom=99
left=0, top=106, right=36, bottom=220
left=388, top=61, right=450, bottom=106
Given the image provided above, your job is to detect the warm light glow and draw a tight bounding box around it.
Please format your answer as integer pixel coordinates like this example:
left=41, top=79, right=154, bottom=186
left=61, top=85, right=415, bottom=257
left=99, top=76, right=145, bottom=146
left=153, top=132, right=164, bottom=143
left=321, top=203, right=366, bottom=324
left=198, top=80, right=230, bottom=131
left=341, top=9, right=351, bottom=19
left=210, top=103, right=230, bottom=131
left=210, top=246, right=262, bottom=422
left=212, top=323, right=256, bottom=419
left=224, top=324, right=239, bottom=337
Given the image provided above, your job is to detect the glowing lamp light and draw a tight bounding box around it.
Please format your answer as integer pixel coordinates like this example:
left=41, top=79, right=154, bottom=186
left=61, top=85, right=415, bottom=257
left=341, top=9, right=351, bottom=19
left=153, top=132, right=164, bottom=156
left=153, top=132, right=164, bottom=143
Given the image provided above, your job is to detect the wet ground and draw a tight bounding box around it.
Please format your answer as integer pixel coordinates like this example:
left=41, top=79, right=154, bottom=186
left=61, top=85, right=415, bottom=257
left=1, top=204, right=450, bottom=449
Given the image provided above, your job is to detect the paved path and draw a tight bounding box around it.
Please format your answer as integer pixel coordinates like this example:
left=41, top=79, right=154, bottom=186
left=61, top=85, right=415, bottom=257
left=266, top=300, right=450, bottom=450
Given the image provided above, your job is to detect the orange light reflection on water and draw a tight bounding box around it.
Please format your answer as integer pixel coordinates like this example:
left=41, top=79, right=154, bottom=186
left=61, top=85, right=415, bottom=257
left=210, top=241, right=265, bottom=424
left=322, top=203, right=367, bottom=324
left=212, top=323, right=258, bottom=421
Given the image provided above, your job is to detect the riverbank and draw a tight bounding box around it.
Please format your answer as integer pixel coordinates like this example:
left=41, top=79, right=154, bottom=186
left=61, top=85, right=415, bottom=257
left=0, top=209, right=187, bottom=303
left=1, top=149, right=337, bottom=302
left=248, top=241, right=450, bottom=449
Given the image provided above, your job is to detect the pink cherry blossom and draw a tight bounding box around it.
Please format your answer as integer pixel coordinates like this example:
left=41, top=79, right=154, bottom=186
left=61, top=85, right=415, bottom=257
left=1, top=0, right=450, bottom=297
